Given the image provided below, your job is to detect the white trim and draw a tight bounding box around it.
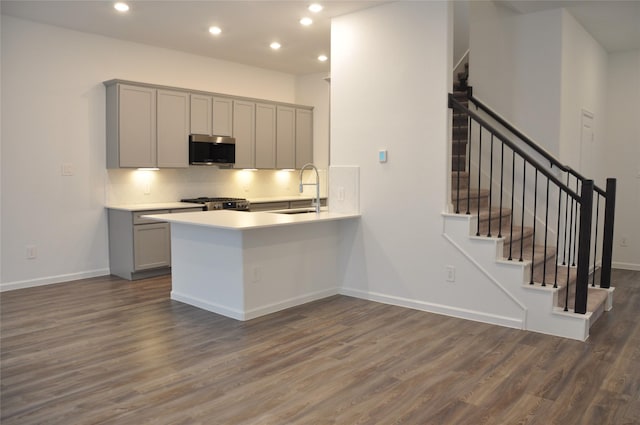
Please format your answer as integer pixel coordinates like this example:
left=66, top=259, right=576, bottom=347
left=339, top=287, right=524, bottom=330
left=0, top=269, right=110, bottom=292
left=171, top=291, right=245, bottom=320
left=612, top=262, right=640, bottom=271
left=172, top=288, right=338, bottom=321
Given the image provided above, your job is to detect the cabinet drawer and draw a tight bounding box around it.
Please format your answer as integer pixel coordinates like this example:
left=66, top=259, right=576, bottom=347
left=250, top=202, right=289, bottom=212
left=133, top=210, right=170, bottom=225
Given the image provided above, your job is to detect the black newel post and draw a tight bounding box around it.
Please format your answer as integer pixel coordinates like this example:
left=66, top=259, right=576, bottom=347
left=600, top=178, right=617, bottom=288
left=575, top=180, right=594, bottom=314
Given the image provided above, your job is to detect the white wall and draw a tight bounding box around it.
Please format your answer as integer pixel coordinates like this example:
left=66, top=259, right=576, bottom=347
left=331, top=2, right=526, bottom=326
left=605, top=50, right=640, bottom=270
left=0, top=15, right=329, bottom=288
left=559, top=10, right=608, bottom=177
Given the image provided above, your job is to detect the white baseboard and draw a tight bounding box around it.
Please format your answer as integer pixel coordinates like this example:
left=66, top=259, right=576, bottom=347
left=612, top=262, right=640, bottom=271
left=172, top=287, right=339, bottom=321
left=339, top=287, right=523, bottom=330
left=0, top=268, right=111, bottom=292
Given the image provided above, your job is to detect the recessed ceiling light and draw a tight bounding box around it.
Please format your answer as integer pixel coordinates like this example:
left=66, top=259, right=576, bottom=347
left=318, top=55, right=328, bottom=62
left=300, top=17, right=313, bottom=26
left=114, top=2, right=129, bottom=12
left=270, top=42, right=282, bottom=50
left=308, top=3, right=323, bottom=13
left=209, top=26, right=222, bottom=35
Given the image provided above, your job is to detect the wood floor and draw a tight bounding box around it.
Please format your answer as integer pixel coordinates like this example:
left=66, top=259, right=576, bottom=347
left=1, top=270, right=639, bottom=425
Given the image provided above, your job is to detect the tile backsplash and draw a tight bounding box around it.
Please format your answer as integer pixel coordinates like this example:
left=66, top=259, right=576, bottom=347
left=105, top=167, right=327, bottom=205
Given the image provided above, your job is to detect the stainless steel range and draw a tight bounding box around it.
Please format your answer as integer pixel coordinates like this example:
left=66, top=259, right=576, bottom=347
left=180, top=197, right=250, bottom=211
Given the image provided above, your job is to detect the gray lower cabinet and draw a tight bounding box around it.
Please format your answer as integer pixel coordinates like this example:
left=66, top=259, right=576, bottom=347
left=108, top=207, right=202, bottom=280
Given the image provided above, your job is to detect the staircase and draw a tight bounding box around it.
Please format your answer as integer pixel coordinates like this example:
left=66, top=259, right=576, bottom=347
left=446, top=65, right=614, bottom=341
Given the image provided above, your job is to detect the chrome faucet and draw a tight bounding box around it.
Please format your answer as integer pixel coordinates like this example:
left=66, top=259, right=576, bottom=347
left=299, top=163, right=321, bottom=213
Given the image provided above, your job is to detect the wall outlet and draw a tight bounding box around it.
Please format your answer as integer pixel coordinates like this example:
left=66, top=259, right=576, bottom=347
left=26, top=245, right=37, bottom=259
left=338, top=186, right=345, bottom=201
left=143, top=182, right=151, bottom=195
left=61, top=163, right=74, bottom=176
left=445, top=265, right=455, bottom=282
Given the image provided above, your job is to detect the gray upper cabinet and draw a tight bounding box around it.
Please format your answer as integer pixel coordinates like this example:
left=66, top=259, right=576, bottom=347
left=106, top=84, right=157, bottom=168
left=106, top=79, right=312, bottom=169
left=255, top=103, right=276, bottom=169
left=213, top=97, right=233, bottom=136
left=276, top=106, right=295, bottom=169
left=295, top=108, right=313, bottom=168
left=157, top=89, right=189, bottom=168
left=106, top=82, right=189, bottom=168
left=190, top=94, right=212, bottom=135
left=233, top=100, right=256, bottom=169
left=190, top=95, right=233, bottom=137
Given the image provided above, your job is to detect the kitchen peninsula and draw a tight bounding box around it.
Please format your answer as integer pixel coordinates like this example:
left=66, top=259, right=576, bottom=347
left=144, top=209, right=360, bottom=320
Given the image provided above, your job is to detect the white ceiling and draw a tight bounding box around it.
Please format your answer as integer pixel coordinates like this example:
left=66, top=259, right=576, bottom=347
left=499, top=0, right=640, bottom=53
left=0, top=0, right=384, bottom=75
left=1, top=1, right=638, bottom=76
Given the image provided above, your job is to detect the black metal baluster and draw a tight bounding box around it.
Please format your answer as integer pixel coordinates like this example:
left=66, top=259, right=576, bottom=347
left=508, top=151, right=516, bottom=260
left=487, top=134, right=494, bottom=237
left=530, top=170, right=538, bottom=284
left=592, top=195, right=600, bottom=287
left=571, top=177, right=578, bottom=267
left=563, top=174, right=570, bottom=265
left=476, top=128, right=483, bottom=236
left=542, top=179, right=550, bottom=287
left=498, top=143, right=505, bottom=238
left=455, top=109, right=461, bottom=213
left=519, top=159, right=526, bottom=262
left=565, top=198, right=575, bottom=312
left=466, top=116, right=472, bottom=215
left=554, top=188, right=562, bottom=288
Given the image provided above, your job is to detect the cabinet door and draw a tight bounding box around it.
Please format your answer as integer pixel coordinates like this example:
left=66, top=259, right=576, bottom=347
left=133, top=223, right=171, bottom=271
left=118, top=84, right=156, bottom=167
left=255, top=103, right=276, bottom=169
left=276, top=106, right=295, bottom=169
left=232, top=100, right=255, bottom=169
left=213, top=97, right=233, bottom=136
left=157, top=90, right=189, bottom=168
left=190, top=94, right=213, bottom=135
left=295, top=108, right=313, bottom=168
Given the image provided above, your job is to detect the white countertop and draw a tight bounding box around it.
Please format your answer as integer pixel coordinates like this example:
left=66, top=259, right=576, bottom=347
left=106, top=202, right=203, bottom=212
left=143, top=209, right=360, bottom=230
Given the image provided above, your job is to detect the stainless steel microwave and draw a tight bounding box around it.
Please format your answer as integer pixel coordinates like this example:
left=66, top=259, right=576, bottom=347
left=189, top=134, right=236, bottom=166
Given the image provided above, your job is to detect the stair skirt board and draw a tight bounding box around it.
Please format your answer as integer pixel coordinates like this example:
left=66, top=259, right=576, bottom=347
left=443, top=212, right=595, bottom=341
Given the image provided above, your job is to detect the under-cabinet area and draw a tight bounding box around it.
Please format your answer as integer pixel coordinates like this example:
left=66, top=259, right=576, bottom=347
left=104, top=79, right=313, bottom=170
left=107, top=204, right=203, bottom=280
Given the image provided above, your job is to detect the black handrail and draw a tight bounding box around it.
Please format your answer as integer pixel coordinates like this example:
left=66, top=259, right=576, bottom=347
left=466, top=88, right=606, bottom=196
left=449, top=94, right=580, bottom=201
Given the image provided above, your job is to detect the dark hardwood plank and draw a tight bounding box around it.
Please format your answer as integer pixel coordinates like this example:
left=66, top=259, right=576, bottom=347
left=1, top=269, right=638, bottom=424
